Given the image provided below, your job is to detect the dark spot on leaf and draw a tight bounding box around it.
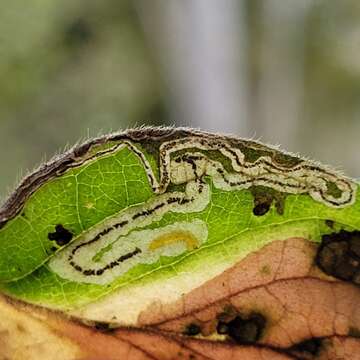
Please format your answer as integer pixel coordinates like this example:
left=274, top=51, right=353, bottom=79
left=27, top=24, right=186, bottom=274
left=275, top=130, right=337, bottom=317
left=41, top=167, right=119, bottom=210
left=251, top=186, right=285, bottom=216
left=48, top=224, right=73, bottom=246
left=260, top=264, right=271, bottom=275
left=349, top=327, right=360, bottom=338
left=253, top=202, right=271, bottom=216
left=16, top=323, right=26, bottom=333
left=50, top=246, right=57, bottom=252
left=325, top=219, right=334, bottom=229
left=94, top=321, right=114, bottom=333
left=216, top=322, right=229, bottom=335
left=289, top=337, right=323, bottom=356
left=316, top=230, right=360, bottom=284
left=217, top=313, right=266, bottom=344
left=184, top=323, right=201, bottom=336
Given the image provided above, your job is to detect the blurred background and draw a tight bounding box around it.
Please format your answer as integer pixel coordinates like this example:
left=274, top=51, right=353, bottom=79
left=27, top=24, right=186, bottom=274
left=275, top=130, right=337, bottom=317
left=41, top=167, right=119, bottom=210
left=1, top=0, right=360, bottom=202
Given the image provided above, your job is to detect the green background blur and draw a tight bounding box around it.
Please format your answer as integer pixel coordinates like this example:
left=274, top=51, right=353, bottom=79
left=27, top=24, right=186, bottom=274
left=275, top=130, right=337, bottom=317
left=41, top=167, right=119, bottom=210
left=1, top=0, right=360, bottom=202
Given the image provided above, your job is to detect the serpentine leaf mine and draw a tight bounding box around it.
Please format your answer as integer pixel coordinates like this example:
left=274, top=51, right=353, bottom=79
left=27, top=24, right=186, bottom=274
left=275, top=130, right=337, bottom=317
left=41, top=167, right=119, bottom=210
left=0, top=127, right=359, bottom=329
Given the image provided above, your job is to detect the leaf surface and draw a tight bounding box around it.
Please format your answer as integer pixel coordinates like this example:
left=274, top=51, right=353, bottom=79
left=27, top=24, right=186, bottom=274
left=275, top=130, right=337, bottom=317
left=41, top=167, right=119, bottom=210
left=0, top=127, right=360, bottom=359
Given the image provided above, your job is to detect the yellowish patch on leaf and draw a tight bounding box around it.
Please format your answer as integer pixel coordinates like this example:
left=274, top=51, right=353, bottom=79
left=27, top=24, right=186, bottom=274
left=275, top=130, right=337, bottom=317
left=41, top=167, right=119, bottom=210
left=148, top=230, right=200, bottom=251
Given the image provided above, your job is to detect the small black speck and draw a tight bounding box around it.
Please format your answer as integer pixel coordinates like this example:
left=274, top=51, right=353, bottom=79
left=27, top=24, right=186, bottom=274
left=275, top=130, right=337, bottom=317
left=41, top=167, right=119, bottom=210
left=184, top=323, right=201, bottom=336
left=216, top=322, right=229, bottom=334
left=94, top=322, right=114, bottom=333
left=325, top=219, right=335, bottom=229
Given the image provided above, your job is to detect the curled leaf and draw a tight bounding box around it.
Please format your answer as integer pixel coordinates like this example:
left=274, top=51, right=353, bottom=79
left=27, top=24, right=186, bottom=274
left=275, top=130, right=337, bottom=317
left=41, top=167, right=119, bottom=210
left=0, top=127, right=360, bottom=359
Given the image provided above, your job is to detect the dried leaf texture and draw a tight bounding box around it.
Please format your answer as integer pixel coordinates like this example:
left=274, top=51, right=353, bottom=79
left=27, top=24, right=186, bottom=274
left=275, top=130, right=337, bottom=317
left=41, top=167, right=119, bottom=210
left=1, top=238, right=360, bottom=359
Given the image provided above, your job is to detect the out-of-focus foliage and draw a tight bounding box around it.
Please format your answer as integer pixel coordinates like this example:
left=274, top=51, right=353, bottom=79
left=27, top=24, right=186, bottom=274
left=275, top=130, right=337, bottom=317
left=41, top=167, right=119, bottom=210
left=0, top=0, right=166, bottom=201
left=247, top=0, right=360, bottom=177
left=302, top=0, right=360, bottom=176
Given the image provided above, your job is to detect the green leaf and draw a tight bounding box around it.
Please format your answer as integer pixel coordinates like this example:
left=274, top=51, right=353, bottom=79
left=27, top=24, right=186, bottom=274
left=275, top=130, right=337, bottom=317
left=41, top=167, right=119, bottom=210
left=0, top=127, right=358, bottom=325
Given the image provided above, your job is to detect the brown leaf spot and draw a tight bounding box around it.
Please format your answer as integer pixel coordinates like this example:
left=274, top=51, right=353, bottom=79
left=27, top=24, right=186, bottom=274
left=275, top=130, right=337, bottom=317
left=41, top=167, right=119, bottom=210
left=316, top=230, right=360, bottom=284
left=289, top=337, right=323, bottom=357
left=217, top=312, right=266, bottom=344
left=139, top=238, right=360, bottom=356
left=184, top=323, right=201, bottom=336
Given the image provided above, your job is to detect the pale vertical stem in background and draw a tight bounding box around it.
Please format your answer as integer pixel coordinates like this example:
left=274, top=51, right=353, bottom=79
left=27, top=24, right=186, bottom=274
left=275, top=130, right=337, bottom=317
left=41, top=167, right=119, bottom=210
left=254, top=0, right=312, bottom=150
left=137, top=0, right=250, bottom=136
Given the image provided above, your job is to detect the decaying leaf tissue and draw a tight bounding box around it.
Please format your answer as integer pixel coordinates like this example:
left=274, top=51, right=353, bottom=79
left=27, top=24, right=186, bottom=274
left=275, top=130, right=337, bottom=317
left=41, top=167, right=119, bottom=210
left=0, top=127, right=360, bottom=359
